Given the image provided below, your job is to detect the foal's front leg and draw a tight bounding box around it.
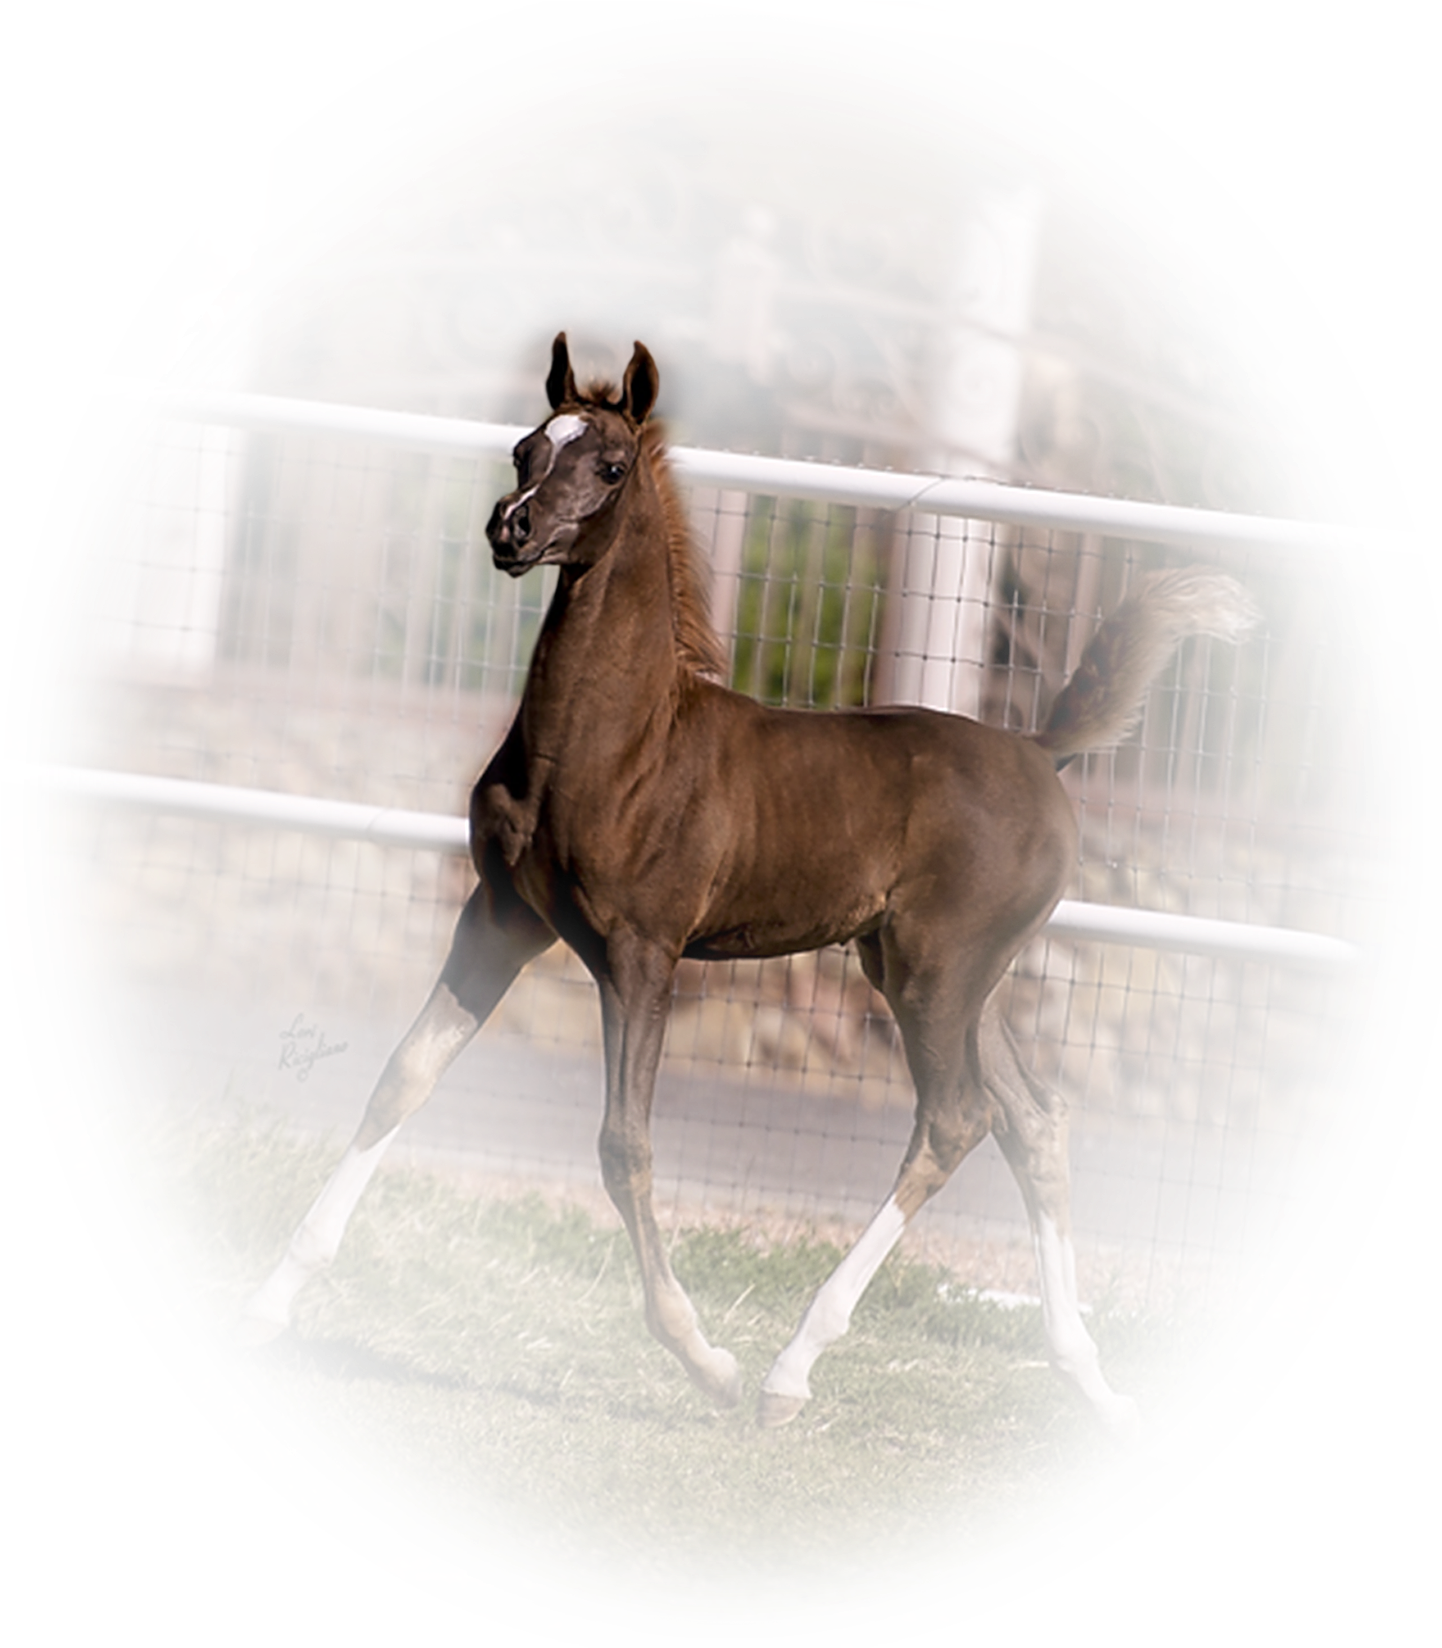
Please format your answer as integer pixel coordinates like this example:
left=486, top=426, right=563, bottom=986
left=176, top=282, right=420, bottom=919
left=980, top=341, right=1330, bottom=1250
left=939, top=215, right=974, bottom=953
left=594, top=937, right=742, bottom=1408
left=240, top=884, right=554, bottom=1343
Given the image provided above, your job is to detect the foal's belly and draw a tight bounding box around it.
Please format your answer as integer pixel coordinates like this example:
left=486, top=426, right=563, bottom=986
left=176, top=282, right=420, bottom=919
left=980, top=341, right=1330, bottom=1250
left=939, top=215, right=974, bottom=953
left=680, top=860, right=891, bottom=962
left=682, top=909, right=882, bottom=963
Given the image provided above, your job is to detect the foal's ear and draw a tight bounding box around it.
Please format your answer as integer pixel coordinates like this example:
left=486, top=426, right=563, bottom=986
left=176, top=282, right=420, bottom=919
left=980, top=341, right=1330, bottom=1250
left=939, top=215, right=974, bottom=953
left=620, top=341, right=659, bottom=424
left=546, top=332, right=577, bottom=410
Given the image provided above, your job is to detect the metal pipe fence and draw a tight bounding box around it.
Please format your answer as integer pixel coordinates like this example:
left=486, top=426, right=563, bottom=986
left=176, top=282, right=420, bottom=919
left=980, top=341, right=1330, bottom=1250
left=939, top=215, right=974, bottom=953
left=59, top=387, right=1378, bottom=1310
left=40, top=765, right=1357, bottom=970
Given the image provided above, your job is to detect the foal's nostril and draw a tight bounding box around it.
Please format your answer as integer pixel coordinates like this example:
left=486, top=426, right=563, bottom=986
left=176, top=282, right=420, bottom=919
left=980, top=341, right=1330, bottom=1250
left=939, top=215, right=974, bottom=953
left=491, top=497, right=530, bottom=550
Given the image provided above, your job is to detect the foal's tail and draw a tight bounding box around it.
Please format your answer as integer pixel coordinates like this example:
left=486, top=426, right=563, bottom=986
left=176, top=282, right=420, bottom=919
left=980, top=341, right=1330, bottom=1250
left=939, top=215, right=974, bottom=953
left=1029, top=568, right=1260, bottom=769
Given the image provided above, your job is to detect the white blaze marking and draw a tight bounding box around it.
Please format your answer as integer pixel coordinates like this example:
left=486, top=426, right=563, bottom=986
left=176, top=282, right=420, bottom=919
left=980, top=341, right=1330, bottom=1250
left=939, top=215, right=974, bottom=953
left=544, top=413, right=586, bottom=447
left=243, top=1126, right=400, bottom=1329
left=762, top=1194, right=907, bottom=1402
left=502, top=414, right=590, bottom=521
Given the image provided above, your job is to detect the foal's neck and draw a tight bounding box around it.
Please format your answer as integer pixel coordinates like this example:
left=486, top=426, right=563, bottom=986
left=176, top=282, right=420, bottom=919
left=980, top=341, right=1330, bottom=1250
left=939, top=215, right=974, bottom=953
left=521, top=461, right=684, bottom=761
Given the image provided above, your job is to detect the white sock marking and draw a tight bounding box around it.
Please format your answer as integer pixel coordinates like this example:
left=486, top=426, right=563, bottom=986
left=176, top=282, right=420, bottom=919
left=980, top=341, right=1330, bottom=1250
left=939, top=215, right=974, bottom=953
left=1033, top=1212, right=1135, bottom=1429
left=244, top=1127, right=399, bottom=1328
left=762, top=1195, right=907, bottom=1401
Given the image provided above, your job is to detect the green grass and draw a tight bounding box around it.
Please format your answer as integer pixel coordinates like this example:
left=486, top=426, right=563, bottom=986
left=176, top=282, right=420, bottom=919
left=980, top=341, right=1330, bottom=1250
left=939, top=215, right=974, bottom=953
left=159, top=1115, right=1177, bottom=1580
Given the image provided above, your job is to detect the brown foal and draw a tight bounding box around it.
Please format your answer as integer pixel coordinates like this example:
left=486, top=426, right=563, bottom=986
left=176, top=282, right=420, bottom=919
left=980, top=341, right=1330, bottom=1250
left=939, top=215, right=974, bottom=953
left=243, top=334, right=1257, bottom=1435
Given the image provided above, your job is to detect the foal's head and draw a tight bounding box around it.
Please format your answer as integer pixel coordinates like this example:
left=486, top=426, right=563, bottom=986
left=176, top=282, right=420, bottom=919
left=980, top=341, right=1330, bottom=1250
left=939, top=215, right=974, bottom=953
left=487, top=332, right=659, bottom=576
left=487, top=333, right=728, bottom=679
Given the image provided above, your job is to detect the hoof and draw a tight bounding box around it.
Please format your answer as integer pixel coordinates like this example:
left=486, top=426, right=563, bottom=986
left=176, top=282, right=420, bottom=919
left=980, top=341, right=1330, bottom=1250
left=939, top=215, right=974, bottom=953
left=234, top=1309, right=289, bottom=1350
left=756, top=1388, right=808, bottom=1429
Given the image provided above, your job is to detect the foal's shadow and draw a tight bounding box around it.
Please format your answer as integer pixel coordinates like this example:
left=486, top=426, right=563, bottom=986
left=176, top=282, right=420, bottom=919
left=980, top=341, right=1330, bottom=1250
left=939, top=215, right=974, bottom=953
left=254, top=1329, right=666, bottom=1426
left=256, top=1327, right=475, bottom=1392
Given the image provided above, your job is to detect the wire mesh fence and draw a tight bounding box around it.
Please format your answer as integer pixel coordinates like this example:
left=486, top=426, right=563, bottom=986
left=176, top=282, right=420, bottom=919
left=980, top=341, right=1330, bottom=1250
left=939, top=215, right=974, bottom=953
left=58, top=398, right=1379, bottom=1314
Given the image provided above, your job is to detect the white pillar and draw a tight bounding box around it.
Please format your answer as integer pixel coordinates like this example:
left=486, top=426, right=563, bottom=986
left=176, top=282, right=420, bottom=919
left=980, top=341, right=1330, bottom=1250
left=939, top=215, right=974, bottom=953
left=67, top=286, right=258, bottom=685
left=876, top=182, right=1048, bottom=721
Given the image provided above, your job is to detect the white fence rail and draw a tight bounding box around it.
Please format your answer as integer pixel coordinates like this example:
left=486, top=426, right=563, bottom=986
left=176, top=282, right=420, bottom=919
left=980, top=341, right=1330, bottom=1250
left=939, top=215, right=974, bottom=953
left=132, top=385, right=1362, bottom=554
left=37, top=764, right=1359, bottom=971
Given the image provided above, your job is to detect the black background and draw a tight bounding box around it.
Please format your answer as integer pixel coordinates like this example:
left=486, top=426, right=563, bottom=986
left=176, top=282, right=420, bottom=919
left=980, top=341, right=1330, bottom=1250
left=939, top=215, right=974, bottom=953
left=11, top=12, right=1423, bottom=1628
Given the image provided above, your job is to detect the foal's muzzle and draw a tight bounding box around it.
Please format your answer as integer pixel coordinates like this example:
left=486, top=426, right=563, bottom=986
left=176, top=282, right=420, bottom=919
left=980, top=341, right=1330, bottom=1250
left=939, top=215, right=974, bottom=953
left=487, top=496, right=542, bottom=575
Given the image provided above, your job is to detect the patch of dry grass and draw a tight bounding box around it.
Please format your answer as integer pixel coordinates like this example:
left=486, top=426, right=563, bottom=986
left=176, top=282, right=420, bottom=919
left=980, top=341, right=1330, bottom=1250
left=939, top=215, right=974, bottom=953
left=158, top=1114, right=1181, bottom=1581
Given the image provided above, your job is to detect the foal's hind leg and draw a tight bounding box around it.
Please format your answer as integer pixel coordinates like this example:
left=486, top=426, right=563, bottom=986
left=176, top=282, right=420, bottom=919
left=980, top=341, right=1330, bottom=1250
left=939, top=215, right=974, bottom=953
left=981, top=1000, right=1138, bottom=1437
left=239, top=884, right=554, bottom=1343
left=759, top=934, right=997, bottom=1426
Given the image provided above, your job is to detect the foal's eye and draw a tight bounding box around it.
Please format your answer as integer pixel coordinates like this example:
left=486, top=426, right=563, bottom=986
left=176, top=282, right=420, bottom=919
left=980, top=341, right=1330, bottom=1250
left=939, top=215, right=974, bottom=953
left=599, top=461, right=627, bottom=485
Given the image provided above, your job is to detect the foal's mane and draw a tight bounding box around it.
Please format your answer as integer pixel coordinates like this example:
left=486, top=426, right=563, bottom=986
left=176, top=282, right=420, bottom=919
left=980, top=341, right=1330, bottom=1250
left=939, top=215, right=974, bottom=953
left=641, top=422, right=729, bottom=682
left=580, top=379, right=729, bottom=683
